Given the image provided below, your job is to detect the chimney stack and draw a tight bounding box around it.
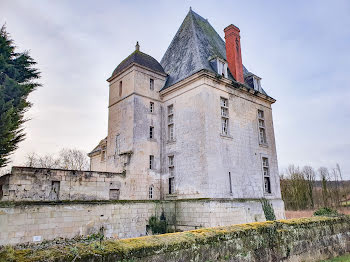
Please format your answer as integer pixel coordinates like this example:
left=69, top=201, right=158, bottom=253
left=224, top=24, right=244, bottom=83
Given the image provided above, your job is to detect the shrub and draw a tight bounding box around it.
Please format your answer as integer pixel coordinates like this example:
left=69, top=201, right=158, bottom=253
left=313, top=207, right=339, bottom=217
left=261, top=198, right=276, bottom=221
left=148, top=212, right=167, bottom=234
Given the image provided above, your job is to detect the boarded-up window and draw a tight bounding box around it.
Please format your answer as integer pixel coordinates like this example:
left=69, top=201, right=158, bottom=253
left=109, top=189, right=120, bottom=200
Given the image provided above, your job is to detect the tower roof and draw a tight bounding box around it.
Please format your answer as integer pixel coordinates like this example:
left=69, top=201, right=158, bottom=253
left=110, top=45, right=165, bottom=79
left=160, top=9, right=251, bottom=90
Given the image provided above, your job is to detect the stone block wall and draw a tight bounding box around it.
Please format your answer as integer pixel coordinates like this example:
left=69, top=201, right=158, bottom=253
left=0, top=198, right=285, bottom=246
left=0, top=167, right=126, bottom=201
left=1, top=216, right=350, bottom=262
left=0, top=201, right=166, bottom=246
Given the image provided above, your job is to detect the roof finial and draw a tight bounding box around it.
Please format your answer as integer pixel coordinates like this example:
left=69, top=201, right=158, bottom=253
left=189, top=6, right=192, bottom=11
left=135, top=41, right=140, bottom=51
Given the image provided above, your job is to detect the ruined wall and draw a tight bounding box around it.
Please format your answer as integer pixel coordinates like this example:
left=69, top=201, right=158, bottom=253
left=1, top=216, right=350, bottom=262
left=0, top=167, right=126, bottom=201
left=0, top=167, right=162, bottom=201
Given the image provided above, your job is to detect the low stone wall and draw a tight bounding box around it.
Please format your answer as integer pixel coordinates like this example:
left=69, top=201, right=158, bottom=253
left=0, top=198, right=285, bottom=246
left=1, top=216, right=349, bottom=262
left=0, top=200, right=170, bottom=246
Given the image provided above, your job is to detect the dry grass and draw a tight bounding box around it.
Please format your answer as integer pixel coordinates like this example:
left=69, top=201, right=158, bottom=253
left=285, top=207, right=350, bottom=219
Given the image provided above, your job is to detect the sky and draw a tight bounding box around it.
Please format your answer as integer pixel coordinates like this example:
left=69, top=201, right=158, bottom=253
left=1, top=0, right=350, bottom=178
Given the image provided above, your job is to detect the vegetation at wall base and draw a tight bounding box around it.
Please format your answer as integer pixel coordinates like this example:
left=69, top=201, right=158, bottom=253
left=260, top=198, right=276, bottom=221
left=314, top=207, right=340, bottom=217
left=148, top=212, right=167, bottom=234
left=0, top=25, right=40, bottom=168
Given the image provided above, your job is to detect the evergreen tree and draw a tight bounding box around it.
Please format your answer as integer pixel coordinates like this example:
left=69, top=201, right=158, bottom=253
left=0, top=25, right=40, bottom=167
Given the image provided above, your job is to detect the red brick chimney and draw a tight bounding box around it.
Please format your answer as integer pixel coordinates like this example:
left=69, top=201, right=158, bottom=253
left=224, top=24, right=244, bottom=83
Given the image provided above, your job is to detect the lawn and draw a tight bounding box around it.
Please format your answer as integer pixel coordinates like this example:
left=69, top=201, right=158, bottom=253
left=322, top=254, right=350, bottom=261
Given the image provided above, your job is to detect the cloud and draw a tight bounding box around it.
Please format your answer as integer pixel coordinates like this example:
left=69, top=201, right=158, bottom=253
left=1, top=0, right=349, bottom=177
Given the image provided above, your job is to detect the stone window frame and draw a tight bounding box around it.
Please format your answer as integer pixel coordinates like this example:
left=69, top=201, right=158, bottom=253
left=229, top=172, right=233, bottom=194
left=150, top=78, right=154, bottom=90
left=149, top=101, right=154, bottom=113
left=220, top=97, right=229, bottom=136
left=253, top=76, right=262, bottom=92
left=149, top=155, right=155, bottom=170
left=149, top=126, right=154, bottom=139
left=261, top=155, right=272, bottom=195
left=167, top=104, right=175, bottom=142
left=257, top=109, right=268, bottom=146
left=119, top=81, right=122, bottom=97
left=217, top=58, right=228, bottom=78
left=168, top=155, right=175, bottom=194
left=148, top=185, right=154, bottom=199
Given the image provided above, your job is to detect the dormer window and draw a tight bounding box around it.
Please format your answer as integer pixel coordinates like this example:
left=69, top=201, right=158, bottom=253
left=217, top=59, right=228, bottom=78
left=253, top=76, right=262, bottom=92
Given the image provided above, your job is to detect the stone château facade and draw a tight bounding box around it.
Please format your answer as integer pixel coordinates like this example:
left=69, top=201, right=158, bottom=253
left=89, top=9, right=284, bottom=214
left=89, top=10, right=283, bottom=217
left=0, top=10, right=285, bottom=245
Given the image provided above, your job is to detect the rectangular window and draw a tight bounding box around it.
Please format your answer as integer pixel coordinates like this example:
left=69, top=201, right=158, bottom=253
left=262, top=157, right=271, bottom=194
left=169, top=177, right=175, bottom=194
left=258, top=109, right=267, bottom=144
left=150, top=78, right=154, bottom=90
left=168, top=155, right=174, bottom=167
left=168, top=155, right=175, bottom=187
left=229, top=172, right=232, bottom=194
left=220, top=97, right=229, bottom=135
left=168, top=104, right=174, bottom=141
left=149, top=186, right=153, bottom=199
left=119, top=81, right=122, bottom=96
left=149, top=155, right=154, bottom=169
left=149, top=126, right=154, bottom=139
left=150, top=102, right=154, bottom=113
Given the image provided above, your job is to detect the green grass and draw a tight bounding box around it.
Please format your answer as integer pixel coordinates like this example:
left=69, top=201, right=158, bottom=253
left=322, top=254, right=350, bottom=261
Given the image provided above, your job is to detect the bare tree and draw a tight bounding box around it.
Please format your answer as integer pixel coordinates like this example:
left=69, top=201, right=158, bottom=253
left=318, top=167, right=330, bottom=207
left=24, top=148, right=89, bottom=170
left=25, top=153, right=60, bottom=168
left=59, top=148, right=89, bottom=171
left=302, top=165, right=316, bottom=208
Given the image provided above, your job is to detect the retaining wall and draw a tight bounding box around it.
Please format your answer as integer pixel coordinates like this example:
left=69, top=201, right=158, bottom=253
left=0, top=199, right=284, bottom=246
left=0, top=216, right=349, bottom=261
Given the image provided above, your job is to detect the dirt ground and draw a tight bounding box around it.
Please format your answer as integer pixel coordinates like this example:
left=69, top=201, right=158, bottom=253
left=285, top=207, right=350, bottom=219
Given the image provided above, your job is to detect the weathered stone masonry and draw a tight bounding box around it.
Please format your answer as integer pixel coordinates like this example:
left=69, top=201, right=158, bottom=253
left=1, top=216, right=350, bottom=262
left=0, top=198, right=284, bottom=246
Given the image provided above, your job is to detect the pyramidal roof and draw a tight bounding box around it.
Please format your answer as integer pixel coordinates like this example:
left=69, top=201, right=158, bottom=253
left=160, top=9, right=249, bottom=89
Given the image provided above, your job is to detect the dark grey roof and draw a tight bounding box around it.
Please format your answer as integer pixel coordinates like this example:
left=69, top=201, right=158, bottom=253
left=160, top=9, right=268, bottom=95
left=111, top=50, right=165, bottom=78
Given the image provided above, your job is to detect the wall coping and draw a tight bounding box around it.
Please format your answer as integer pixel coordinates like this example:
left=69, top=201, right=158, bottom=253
left=0, top=198, right=283, bottom=207
left=10, top=166, right=126, bottom=177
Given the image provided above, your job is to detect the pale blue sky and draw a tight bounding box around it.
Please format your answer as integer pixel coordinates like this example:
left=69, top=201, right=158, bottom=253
left=1, top=0, right=350, bottom=177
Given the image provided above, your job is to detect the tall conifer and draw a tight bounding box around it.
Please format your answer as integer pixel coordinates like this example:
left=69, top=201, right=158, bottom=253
left=0, top=25, right=40, bottom=167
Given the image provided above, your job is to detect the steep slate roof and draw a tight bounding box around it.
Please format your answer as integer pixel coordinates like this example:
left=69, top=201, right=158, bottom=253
left=111, top=50, right=165, bottom=78
left=160, top=9, right=267, bottom=95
